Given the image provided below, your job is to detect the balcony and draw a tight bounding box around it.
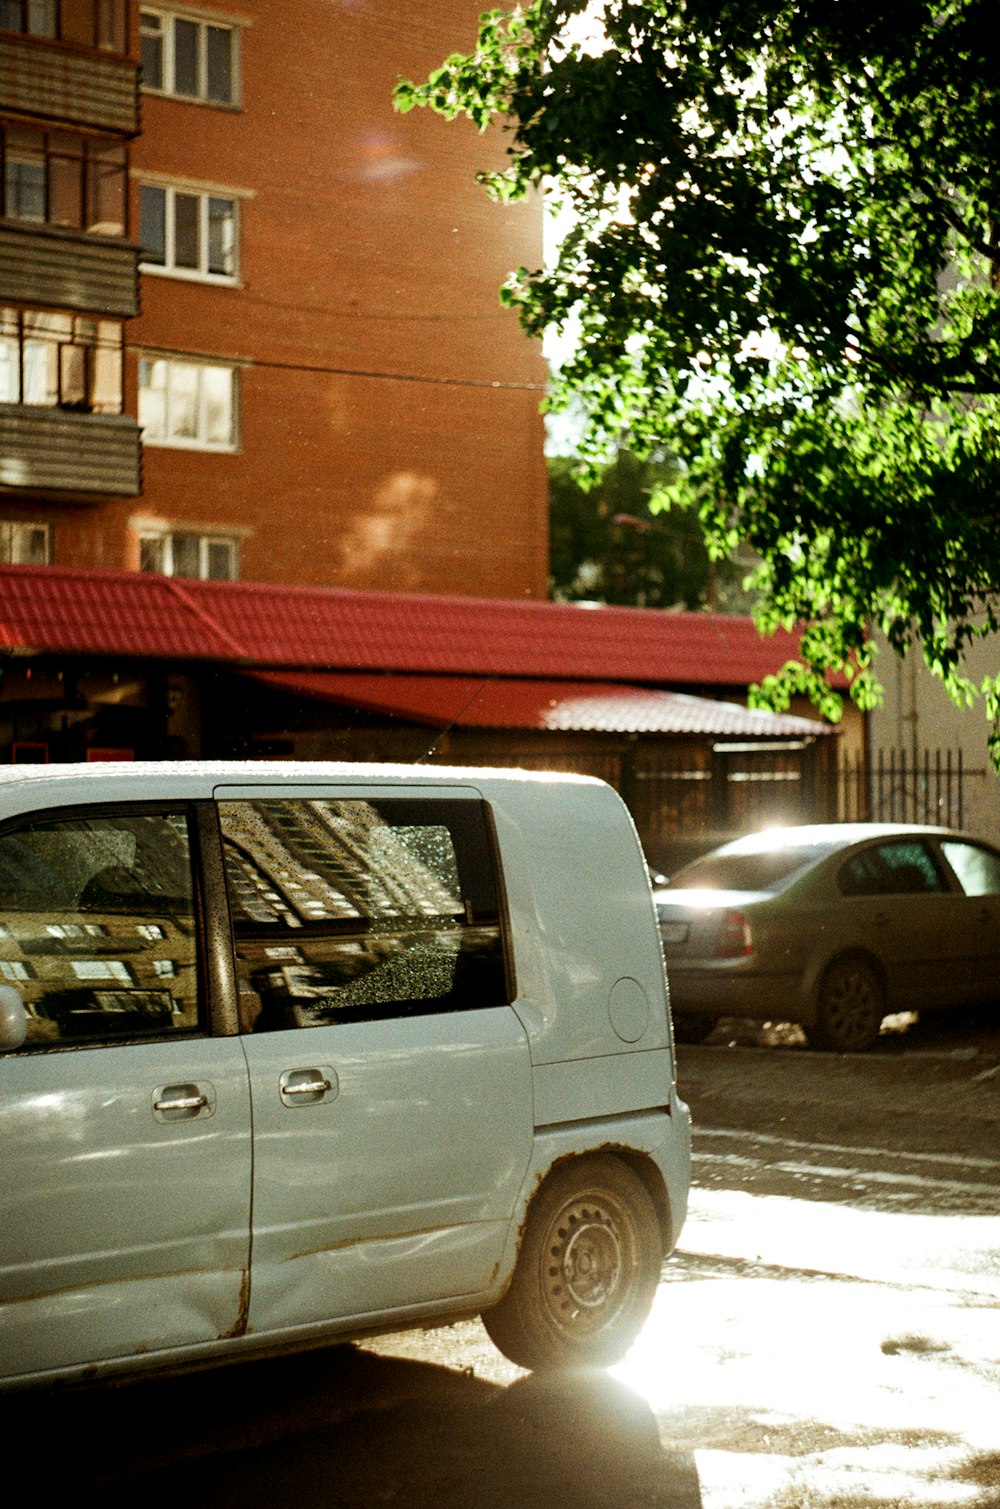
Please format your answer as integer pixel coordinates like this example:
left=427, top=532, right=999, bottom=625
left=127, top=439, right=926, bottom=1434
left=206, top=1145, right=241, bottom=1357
left=0, top=405, right=140, bottom=498
left=0, top=220, right=138, bottom=317
left=0, top=34, right=138, bottom=134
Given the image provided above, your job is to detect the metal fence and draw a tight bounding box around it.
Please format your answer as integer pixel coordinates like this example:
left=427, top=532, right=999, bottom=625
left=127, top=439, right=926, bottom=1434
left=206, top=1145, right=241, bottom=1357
left=837, top=748, right=980, bottom=829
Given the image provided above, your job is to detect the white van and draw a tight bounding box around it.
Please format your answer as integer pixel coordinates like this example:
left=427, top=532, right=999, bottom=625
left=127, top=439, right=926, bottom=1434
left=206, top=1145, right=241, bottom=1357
left=0, top=761, right=690, bottom=1386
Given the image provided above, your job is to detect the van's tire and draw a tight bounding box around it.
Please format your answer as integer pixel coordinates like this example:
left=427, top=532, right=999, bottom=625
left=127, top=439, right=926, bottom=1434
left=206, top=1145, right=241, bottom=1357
left=481, top=1154, right=663, bottom=1371
left=806, top=955, right=884, bottom=1052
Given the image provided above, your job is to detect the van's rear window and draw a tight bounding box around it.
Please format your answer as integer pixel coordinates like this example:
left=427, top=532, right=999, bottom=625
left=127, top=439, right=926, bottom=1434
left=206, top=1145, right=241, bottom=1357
left=218, top=796, right=510, bottom=1028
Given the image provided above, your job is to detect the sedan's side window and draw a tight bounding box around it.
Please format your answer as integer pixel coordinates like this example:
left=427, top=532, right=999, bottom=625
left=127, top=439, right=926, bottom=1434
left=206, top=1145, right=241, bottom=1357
left=940, top=841, right=1000, bottom=897
left=839, top=840, right=945, bottom=897
left=218, top=797, right=510, bottom=1030
left=0, top=811, right=200, bottom=1049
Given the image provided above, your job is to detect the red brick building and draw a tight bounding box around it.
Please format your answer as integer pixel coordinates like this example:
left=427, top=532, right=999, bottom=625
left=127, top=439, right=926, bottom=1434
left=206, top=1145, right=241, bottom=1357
left=1, top=1, right=549, bottom=596
left=0, top=5, right=851, bottom=862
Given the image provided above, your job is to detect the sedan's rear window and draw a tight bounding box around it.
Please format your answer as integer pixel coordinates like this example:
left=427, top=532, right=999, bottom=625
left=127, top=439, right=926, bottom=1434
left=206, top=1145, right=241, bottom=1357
left=667, top=845, right=834, bottom=893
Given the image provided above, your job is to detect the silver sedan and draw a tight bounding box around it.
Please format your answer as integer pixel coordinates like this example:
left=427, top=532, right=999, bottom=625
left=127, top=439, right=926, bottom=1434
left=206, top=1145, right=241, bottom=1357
left=654, top=822, right=1000, bottom=1051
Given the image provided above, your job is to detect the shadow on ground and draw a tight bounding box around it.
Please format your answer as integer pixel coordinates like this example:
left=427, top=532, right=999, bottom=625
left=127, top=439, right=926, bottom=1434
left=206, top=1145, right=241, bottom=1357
left=696, top=1004, right=1000, bottom=1055
left=11, top=1346, right=703, bottom=1508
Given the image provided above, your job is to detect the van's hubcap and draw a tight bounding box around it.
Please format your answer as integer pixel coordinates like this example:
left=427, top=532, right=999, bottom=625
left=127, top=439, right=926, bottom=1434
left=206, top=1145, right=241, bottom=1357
left=546, top=1199, right=625, bottom=1318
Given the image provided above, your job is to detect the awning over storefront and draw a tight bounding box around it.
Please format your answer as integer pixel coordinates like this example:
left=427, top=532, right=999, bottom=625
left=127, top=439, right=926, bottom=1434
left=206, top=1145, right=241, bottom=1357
left=246, top=670, right=833, bottom=739
left=0, top=563, right=822, bottom=690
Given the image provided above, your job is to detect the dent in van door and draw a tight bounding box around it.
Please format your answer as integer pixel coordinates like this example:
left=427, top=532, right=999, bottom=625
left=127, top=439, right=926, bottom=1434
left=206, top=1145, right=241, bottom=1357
left=218, top=793, right=535, bottom=1330
left=0, top=811, right=252, bottom=1380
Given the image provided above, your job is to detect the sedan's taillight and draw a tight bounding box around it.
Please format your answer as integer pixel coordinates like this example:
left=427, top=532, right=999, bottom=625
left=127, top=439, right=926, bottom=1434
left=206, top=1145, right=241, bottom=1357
left=715, top=909, right=753, bottom=958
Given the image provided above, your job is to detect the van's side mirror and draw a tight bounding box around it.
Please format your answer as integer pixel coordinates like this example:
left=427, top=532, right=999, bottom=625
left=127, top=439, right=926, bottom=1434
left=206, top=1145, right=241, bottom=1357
left=0, top=985, right=28, bottom=1050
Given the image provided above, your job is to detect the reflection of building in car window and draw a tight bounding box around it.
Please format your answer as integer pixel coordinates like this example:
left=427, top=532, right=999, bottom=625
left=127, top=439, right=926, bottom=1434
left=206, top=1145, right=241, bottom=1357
left=221, top=799, right=463, bottom=923
left=220, top=797, right=508, bottom=1028
left=0, top=814, right=198, bottom=1046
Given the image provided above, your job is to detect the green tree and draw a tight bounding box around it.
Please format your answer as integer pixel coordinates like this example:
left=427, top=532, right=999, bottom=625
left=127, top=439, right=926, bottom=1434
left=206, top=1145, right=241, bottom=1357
left=549, top=448, right=753, bottom=609
left=396, top=1, right=1000, bottom=746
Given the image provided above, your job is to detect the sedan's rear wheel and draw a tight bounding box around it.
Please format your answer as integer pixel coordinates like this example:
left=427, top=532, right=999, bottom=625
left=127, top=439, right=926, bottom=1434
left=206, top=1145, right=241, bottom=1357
left=807, top=955, right=884, bottom=1052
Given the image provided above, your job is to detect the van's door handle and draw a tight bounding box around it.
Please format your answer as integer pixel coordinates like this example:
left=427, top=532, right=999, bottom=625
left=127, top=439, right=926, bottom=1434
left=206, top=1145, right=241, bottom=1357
left=279, top=1067, right=338, bottom=1107
left=153, top=1081, right=215, bottom=1121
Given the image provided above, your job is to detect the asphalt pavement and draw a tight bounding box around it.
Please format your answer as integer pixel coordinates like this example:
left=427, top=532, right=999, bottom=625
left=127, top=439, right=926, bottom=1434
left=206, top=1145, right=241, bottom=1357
left=10, top=1006, right=1000, bottom=1508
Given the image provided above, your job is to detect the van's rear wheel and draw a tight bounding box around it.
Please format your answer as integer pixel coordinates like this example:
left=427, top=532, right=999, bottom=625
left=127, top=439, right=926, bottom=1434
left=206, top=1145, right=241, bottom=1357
left=482, top=1155, right=662, bottom=1371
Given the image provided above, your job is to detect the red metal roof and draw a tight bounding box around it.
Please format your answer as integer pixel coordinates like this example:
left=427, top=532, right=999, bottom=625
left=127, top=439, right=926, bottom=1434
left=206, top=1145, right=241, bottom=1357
left=0, top=564, right=811, bottom=690
left=249, top=670, right=833, bottom=737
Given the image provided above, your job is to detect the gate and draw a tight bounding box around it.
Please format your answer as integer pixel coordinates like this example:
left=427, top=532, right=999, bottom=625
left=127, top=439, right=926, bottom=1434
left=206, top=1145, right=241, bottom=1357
left=838, top=748, right=980, bottom=829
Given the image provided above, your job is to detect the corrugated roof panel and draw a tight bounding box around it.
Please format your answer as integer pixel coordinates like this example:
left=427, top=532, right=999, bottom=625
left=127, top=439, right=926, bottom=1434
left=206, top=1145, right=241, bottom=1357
left=248, top=670, right=832, bottom=738
left=189, top=578, right=807, bottom=686
left=0, top=564, right=816, bottom=691
left=0, top=568, right=232, bottom=658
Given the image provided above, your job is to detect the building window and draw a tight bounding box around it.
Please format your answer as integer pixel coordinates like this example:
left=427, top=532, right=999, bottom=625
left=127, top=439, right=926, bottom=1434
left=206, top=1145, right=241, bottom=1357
left=140, top=9, right=239, bottom=105
left=139, top=183, right=237, bottom=280
left=0, top=1, right=127, bottom=51
left=0, top=307, right=123, bottom=413
left=0, top=0, right=56, bottom=37
left=139, top=529, right=239, bottom=580
left=0, top=126, right=126, bottom=237
left=138, top=355, right=237, bottom=449
left=0, top=520, right=51, bottom=565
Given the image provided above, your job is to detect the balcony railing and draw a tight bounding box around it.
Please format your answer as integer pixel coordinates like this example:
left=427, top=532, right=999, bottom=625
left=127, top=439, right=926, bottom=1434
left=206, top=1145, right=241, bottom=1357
left=0, top=32, right=139, bottom=134
left=0, top=404, right=140, bottom=498
left=0, top=220, right=138, bottom=317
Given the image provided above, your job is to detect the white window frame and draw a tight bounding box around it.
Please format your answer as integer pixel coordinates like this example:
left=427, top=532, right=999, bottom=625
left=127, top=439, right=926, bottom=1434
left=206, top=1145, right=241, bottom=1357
left=138, top=353, right=238, bottom=452
left=138, top=527, right=240, bottom=581
left=140, top=6, right=242, bottom=107
left=139, top=180, right=240, bottom=284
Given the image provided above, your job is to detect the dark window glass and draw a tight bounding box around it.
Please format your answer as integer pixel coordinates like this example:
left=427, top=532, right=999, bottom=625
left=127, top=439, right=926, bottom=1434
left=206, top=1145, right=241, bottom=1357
left=140, top=10, right=163, bottom=88
left=206, top=538, right=235, bottom=580
left=0, top=2, right=21, bottom=31
left=0, top=812, right=200, bottom=1049
left=139, top=184, right=166, bottom=263
left=220, top=798, right=509, bottom=1029
left=839, top=841, right=945, bottom=897
left=173, top=17, right=198, bottom=96
left=207, top=196, right=234, bottom=275
left=4, top=127, right=46, bottom=221
left=172, top=532, right=201, bottom=577
left=206, top=24, right=233, bottom=102
left=173, top=191, right=199, bottom=268
left=27, top=0, right=56, bottom=35
left=5, top=159, right=45, bottom=220
left=139, top=535, right=164, bottom=573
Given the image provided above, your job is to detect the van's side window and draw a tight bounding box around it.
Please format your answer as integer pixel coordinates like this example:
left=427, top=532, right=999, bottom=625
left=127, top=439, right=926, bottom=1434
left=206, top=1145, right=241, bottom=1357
left=0, top=812, right=200, bottom=1049
left=218, top=797, right=509, bottom=1028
